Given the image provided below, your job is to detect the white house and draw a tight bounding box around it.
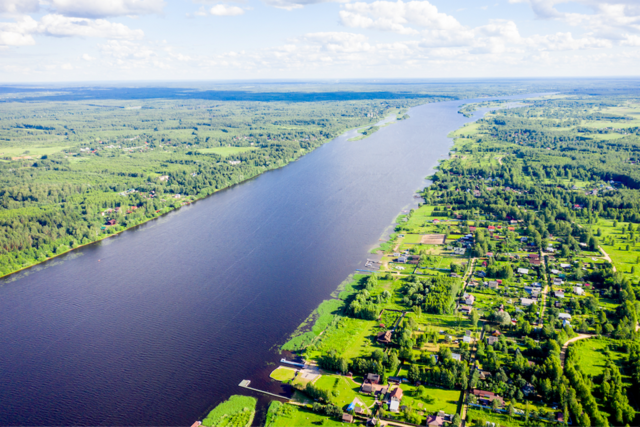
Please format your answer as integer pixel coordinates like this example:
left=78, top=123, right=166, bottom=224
left=558, top=313, right=572, bottom=320
left=520, top=298, right=537, bottom=307
left=573, top=286, right=584, bottom=296
left=517, top=268, right=529, bottom=275
left=464, top=293, right=476, bottom=305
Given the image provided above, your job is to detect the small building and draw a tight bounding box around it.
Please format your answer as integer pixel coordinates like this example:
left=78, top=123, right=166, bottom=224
left=560, top=263, right=571, bottom=269
left=517, top=268, right=529, bottom=275
left=389, top=400, right=400, bottom=412
left=106, top=219, right=116, bottom=226
left=463, top=335, right=472, bottom=344
left=555, top=290, right=565, bottom=299
left=342, top=413, right=354, bottom=423
left=550, top=269, right=560, bottom=275
left=488, top=280, right=499, bottom=289
left=464, top=293, right=476, bottom=305
left=377, top=330, right=392, bottom=344
left=574, top=286, right=584, bottom=296
left=522, top=383, right=535, bottom=396
left=366, top=373, right=380, bottom=385
left=426, top=415, right=445, bottom=427
left=451, top=353, right=462, bottom=361
left=459, top=305, right=473, bottom=315
left=398, top=256, right=408, bottom=263
left=558, top=313, right=572, bottom=320
left=521, top=298, right=537, bottom=307
left=472, top=389, right=504, bottom=407
left=390, top=386, right=403, bottom=402
left=492, top=330, right=501, bottom=337
left=556, top=412, right=565, bottom=423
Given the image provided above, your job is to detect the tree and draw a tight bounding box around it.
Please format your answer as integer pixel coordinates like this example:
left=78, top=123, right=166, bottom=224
left=452, top=414, right=462, bottom=427
left=491, top=397, right=501, bottom=412
left=508, top=403, right=515, bottom=418
left=471, top=310, right=480, bottom=329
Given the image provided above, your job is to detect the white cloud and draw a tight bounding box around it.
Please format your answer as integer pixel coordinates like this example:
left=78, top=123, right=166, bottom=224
left=0, top=0, right=39, bottom=14
left=37, top=14, right=144, bottom=39
left=262, top=0, right=348, bottom=11
left=209, top=4, right=245, bottom=16
left=48, top=0, right=166, bottom=18
left=0, top=15, right=37, bottom=46
left=81, top=53, right=95, bottom=60
left=340, top=1, right=462, bottom=35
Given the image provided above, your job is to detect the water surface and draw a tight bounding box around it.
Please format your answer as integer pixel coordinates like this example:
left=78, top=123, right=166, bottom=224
left=0, top=95, right=539, bottom=426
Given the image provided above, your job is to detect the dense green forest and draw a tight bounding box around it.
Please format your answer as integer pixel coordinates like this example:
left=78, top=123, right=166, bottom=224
left=0, top=96, right=434, bottom=277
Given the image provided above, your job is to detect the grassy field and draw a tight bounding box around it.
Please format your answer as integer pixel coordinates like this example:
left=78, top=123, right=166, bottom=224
left=572, top=338, right=627, bottom=377
left=270, top=367, right=296, bottom=382
left=201, top=395, right=257, bottom=427
left=314, top=374, right=376, bottom=408
left=268, top=403, right=345, bottom=427
left=398, top=384, right=461, bottom=416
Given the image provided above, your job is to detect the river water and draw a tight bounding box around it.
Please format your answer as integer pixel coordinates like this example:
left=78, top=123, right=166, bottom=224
left=0, top=95, right=540, bottom=426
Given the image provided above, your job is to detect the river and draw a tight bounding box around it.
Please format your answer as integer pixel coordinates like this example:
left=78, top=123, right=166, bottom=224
left=0, top=94, right=541, bottom=426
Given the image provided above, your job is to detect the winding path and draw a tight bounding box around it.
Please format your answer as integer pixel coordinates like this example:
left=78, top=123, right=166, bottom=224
left=559, top=334, right=593, bottom=367
left=599, top=246, right=617, bottom=272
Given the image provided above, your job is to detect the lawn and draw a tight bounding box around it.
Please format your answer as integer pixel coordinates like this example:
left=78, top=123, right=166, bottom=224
left=1, top=144, right=71, bottom=157
left=270, top=367, right=296, bottom=382
left=572, top=338, right=627, bottom=377
left=201, top=395, right=256, bottom=427
left=313, top=374, right=376, bottom=408
left=399, top=384, right=461, bottom=416
left=196, top=147, right=256, bottom=156
left=268, top=403, right=346, bottom=427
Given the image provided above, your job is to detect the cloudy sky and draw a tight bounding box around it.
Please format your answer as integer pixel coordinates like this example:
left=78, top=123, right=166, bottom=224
left=0, top=0, right=639, bottom=81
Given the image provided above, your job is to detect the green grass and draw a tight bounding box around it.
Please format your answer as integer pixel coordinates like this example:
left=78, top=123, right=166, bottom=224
left=313, top=374, right=376, bottom=408
left=399, top=384, right=461, bottom=416
left=270, top=367, right=296, bottom=382
left=201, top=395, right=257, bottom=427
left=268, top=403, right=345, bottom=427
left=1, top=145, right=71, bottom=157
left=196, top=147, right=256, bottom=156
left=282, top=298, right=343, bottom=351
left=572, top=338, right=627, bottom=377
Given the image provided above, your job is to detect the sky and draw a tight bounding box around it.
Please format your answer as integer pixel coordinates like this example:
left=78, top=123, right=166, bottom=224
left=0, top=0, right=639, bottom=81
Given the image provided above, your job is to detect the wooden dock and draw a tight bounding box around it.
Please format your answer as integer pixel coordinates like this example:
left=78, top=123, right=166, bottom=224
left=238, top=380, right=291, bottom=400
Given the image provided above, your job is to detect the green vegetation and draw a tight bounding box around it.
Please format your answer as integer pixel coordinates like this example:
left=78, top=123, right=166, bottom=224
left=270, top=94, right=640, bottom=427
left=201, top=395, right=256, bottom=427
left=0, top=97, right=432, bottom=278
left=270, top=367, right=296, bottom=382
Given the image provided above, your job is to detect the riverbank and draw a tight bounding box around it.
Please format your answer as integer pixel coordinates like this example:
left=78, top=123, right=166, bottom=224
left=0, top=110, right=417, bottom=282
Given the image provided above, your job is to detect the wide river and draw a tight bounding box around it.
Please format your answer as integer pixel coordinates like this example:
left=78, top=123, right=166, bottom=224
left=0, top=95, right=539, bottom=426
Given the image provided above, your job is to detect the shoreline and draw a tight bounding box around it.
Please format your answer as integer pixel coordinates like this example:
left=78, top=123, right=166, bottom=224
left=0, top=113, right=414, bottom=283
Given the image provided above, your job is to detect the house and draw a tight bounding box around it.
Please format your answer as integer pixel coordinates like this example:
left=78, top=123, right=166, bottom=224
left=463, top=335, right=472, bottom=344
left=389, top=400, right=400, bottom=412
left=390, top=386, right=403, bottom=402
left=342, top=413, right=354, bottom=423
left=106, top=219, right=116, bottom=226
left=488, top=280, right=499, bottom=289
left=451, top=353, right=462, bottom=361
left=354, top=407, right=365, bottom=415
left=464, top=293, right=476, bottom=305
left=486, top=336, right=499, bottom=345
left=478, top=370, right=492, bottom=380
left=366, top=373, right=380, bottom=384
left=398, top=256, right=408, bottom=263
left=472, top=389, right=504, bottom=407
left=488, top=225, right=495, bottom=231
left=531, top=259, right=542, bottom=266
left=521, top=298, right=537, bottom=307
left=517, top=268, right=529, bottom=275
left=377, top=330, right=392, bottom=344
left=426, top=415, right=446, bottom=427
left=558, top=313, right=572, bottom=320
left=361, top=382, right=374, bottom=394
left=560, top=263, right=571, bottom=269
left=556, top=412, right=565, bottom=423
left=492, top=330, right=501, bottom=337
left=553, top=278, right=564, bottom=285
left=555, top=290, right=565, bottom=298
left=574, top=286, right=584, bottom=295
left=524, top=287, right=540, bottom=297
left=460, top=305, right=473, bottom=315
left=550, top=269, right=560, bottom=275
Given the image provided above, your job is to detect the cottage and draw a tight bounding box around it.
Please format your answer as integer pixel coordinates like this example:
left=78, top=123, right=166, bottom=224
left=558, top=313, right=572, bottom=320
left=488, top=280, right=499, bottom=289
left=106, top=219, right=116, bottom=226
left=377, top=330, right=392, bottom=344
left=463, top=335, right=472, bottom=344
left=560, top=263, right=571, bottom=269
left=342, top=413, right=354, bottom=423
left=361, top=382, right=374, bottom=394
left=574, top=286, right=584, bottom=296
left=555, top=290, right=565, bottom=298
left=472, top=389, right=504, bottom=406
left=366, top=373, right=380, bottom=384
left=517, top=268, right=529, bottom=275
left=451, top=353, right=462, bottom=361
left=522, top=383, right=535, bottom=396
left=550, top=269, right=560, bottom=275
left=389, top=400, right=400, bottom=412
left=398, top=256, right=407, bottom=263
left=459, top=305, right=473, bottom=315
left=390, top=386, right=403, bottom=402
left=463, top=293, right=475, bottom=305
left=426, top=415, right=446, bottom=427
left=520, top=298, right=537, bottom=307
